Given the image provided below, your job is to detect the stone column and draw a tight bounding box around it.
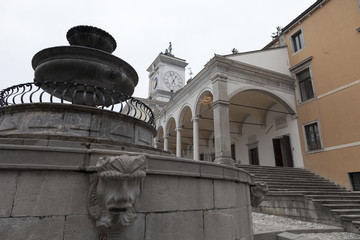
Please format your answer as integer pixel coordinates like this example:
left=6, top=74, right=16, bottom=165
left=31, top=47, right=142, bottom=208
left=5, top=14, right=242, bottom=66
left=176, top=128, right=182, bottom=157
left=192, top=117, right=200, bottom=160
left=164, top=136, right=169, bottom=151
left=212, top=73, right=234, bottom=166
left=154, top=138, right=158, bottom=148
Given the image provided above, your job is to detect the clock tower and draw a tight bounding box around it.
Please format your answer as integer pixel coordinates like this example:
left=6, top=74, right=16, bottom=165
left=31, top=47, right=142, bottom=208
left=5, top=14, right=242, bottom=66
left=147, top=43, right=188, bottom=102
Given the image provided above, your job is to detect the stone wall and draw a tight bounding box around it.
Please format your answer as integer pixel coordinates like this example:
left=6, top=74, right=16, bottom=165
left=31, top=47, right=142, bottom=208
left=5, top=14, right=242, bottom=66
left=256, top=194, right=341, bottom=227
left=0, top=141, right=254, bottom=240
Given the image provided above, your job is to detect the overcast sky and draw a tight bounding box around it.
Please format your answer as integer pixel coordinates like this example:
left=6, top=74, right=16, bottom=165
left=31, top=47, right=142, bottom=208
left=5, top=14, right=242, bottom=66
left=0, top=0, right=315, bottom=98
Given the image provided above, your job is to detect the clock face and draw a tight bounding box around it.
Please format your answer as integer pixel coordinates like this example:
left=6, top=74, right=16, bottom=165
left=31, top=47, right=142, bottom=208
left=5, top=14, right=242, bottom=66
left=153, top=77, right=158, bottom=90
left=163, top=71, right=183, bottom=91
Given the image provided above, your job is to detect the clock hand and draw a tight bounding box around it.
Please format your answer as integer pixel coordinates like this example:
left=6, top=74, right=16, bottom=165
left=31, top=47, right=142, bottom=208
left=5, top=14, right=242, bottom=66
left=171, top=77, right=176, bottom=84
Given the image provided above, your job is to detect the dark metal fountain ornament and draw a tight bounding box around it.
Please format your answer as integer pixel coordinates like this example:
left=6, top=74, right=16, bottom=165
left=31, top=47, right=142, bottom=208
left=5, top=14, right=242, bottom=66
left=66, top=25, right=117, bottom=53
left=31, top=25, right=138, bottom=106
left=0, top=26, right=155, bottom=131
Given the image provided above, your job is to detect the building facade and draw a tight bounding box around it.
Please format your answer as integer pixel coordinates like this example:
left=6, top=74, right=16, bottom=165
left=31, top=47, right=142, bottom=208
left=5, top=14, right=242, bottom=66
left=279, top=0, right=360, bottom=189
left=148, top=50, right=304, bottom=168
left=145, top=0, right=360, bottom=190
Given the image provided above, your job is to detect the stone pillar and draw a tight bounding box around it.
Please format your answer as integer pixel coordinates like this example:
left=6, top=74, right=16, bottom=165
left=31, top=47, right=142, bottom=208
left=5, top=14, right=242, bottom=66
left=192, top=117, right=200, bottom=160
left=211, top=73, right=234, bottom=166
left=154, top=138, right=158, bottom=148
left=176, top=128, right=182, bottom=157
left=164, top=136, right=169, bottom=151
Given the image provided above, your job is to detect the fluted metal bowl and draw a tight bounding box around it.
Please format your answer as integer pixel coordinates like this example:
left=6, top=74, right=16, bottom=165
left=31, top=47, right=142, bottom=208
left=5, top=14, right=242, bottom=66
left=66, top=25, right=117, bottom=53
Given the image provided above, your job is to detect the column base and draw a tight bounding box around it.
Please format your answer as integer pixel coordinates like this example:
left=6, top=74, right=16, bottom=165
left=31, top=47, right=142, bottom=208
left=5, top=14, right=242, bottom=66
left=214, top=157, right=235, bottom=166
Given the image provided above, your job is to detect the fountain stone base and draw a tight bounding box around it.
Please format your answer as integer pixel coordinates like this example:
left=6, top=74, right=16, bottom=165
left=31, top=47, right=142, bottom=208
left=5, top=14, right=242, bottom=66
left=0, top=139, right=254, bottom=240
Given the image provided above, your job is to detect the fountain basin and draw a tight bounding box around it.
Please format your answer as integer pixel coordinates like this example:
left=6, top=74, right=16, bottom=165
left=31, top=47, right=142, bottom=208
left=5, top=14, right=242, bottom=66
left=32, top=46, right=138, bottom=103
left=0, top=103, right=155, bottom=146
left=0, top=144, right=253, bottom=240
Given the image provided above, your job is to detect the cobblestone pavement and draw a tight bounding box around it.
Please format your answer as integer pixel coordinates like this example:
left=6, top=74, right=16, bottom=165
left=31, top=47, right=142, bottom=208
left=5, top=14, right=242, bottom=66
left=252, top=212, right=360, bottom=240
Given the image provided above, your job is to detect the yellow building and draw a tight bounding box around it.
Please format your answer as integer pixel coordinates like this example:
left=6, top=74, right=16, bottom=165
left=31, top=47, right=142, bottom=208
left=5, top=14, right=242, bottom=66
left=273, top=0, right=360, bottom=189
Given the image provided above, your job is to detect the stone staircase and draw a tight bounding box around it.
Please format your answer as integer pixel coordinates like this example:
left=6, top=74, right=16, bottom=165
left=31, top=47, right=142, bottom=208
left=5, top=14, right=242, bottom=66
left=238, top=164, right=360, bottom=234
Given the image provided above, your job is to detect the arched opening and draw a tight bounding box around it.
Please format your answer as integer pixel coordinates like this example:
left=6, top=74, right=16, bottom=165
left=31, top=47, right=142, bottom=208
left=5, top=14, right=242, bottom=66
left=166, top=117, right=177, bottom=154
left=178, top=106, right=193, bottom=158
left=194, top=91, right=215, bottom=162
left=156, top=126, right=164, bottom=149
left=228, top=89, right=297, bottom=166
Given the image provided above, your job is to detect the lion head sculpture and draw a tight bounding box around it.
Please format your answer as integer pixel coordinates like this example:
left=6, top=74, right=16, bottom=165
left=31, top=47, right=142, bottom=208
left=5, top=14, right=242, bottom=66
left=250, top=181, right=269, bottom=207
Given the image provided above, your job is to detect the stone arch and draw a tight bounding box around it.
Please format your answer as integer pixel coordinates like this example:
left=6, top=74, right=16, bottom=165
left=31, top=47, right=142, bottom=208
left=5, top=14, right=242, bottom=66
left=192, top=90, right=215, bottom=161
left=227, top=87, right=296, bottom=115
left=166, top=117, right=177, bottom=154
left=228, top=87, right=298, bottom=166
left=178, top=105, right=193, bottom=158
left=195, top=89, right=214, bottom=116
left=228, top=87, right=296, bottom=131
left=178, top=104, right=193, bottom=127
left=156, top=126, right=164, bottom=149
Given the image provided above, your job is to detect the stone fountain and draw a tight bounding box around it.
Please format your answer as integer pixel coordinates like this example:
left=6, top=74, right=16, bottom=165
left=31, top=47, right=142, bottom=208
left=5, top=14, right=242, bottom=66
left=0, top=26, right=255, bottom=240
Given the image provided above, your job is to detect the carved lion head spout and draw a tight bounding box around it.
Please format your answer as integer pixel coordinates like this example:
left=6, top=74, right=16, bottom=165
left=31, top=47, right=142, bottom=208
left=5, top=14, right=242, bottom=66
left=250, top=181, right=269, bottom=207
left=88, top=154, right=147, bottom=229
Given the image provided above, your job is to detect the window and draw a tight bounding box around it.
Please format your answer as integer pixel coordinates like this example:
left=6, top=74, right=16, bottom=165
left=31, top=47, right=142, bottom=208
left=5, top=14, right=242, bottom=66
left=304, top=122, right=322, bottom=151
left=296, top=68, right=315, bottom=102
left=291, top=29, right=305, bottom=53
left=289, top=57, right=316, bottom=103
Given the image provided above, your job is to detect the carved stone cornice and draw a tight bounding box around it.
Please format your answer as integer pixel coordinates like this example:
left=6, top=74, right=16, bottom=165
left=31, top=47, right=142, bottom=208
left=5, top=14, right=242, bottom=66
left=212, top=100, right=230, bottom=108
left=210, top=72, right=228, bottom=82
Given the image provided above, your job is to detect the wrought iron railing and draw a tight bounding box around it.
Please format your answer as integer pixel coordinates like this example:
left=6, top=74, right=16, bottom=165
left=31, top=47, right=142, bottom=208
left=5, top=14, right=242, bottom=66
left=0, top=82, right=155, bottom=127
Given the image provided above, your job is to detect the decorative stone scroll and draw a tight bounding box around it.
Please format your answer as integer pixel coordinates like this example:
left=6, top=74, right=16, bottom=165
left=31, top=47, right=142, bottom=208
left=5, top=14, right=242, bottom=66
left=88, top=154, right=147, bottom=229
left=250, top=181, right=269, bottom=207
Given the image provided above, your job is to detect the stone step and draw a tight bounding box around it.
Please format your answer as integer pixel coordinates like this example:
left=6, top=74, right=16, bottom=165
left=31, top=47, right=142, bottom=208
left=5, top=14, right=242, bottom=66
left=262, top=182, right=338, bottom=187
left=305, top=194, right=360, bottom=200
left=242, top=167, right=313, bottom=172
left=322, top=204, right=360, bottom=209
left=254, top=176, right=328, bottom=180
left=245, top=170, right=316, bottom=176
left=268, top=190, right=350, bottom=195
left=238, top=165, right=309, bottom=171
left=240, top=170, right=315, bottom=176
left=254, top=178, right=329, bottom=184
left=265, top=181, right=342, bottom=187
left=252, top=175, right=318, bottom=180
left=268, top=184, right=342, bottom=190
left=269, top=190, right=347, bottom=194
left=254, top=176, right=330, bottom=182
left=268, top=185, right=343, bottom=190
left=247, top=173, right=318, bottom=178
left=331, top=209, right=360, bottom=215
left=341, top=215, right=360, bottom=221
left=313, top=199, right=360, bottom=204
left=353, top=221, right=360, bottom=228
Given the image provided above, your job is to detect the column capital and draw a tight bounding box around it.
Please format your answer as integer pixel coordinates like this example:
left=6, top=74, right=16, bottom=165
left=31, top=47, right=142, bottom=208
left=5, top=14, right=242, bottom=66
left=191, top=116, right=200, bottom=122
left=212, top=99, right=230, bottom=108
left=291, top=114, right=298, bottom=120
left=175, top=127, right=183, bottom=132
